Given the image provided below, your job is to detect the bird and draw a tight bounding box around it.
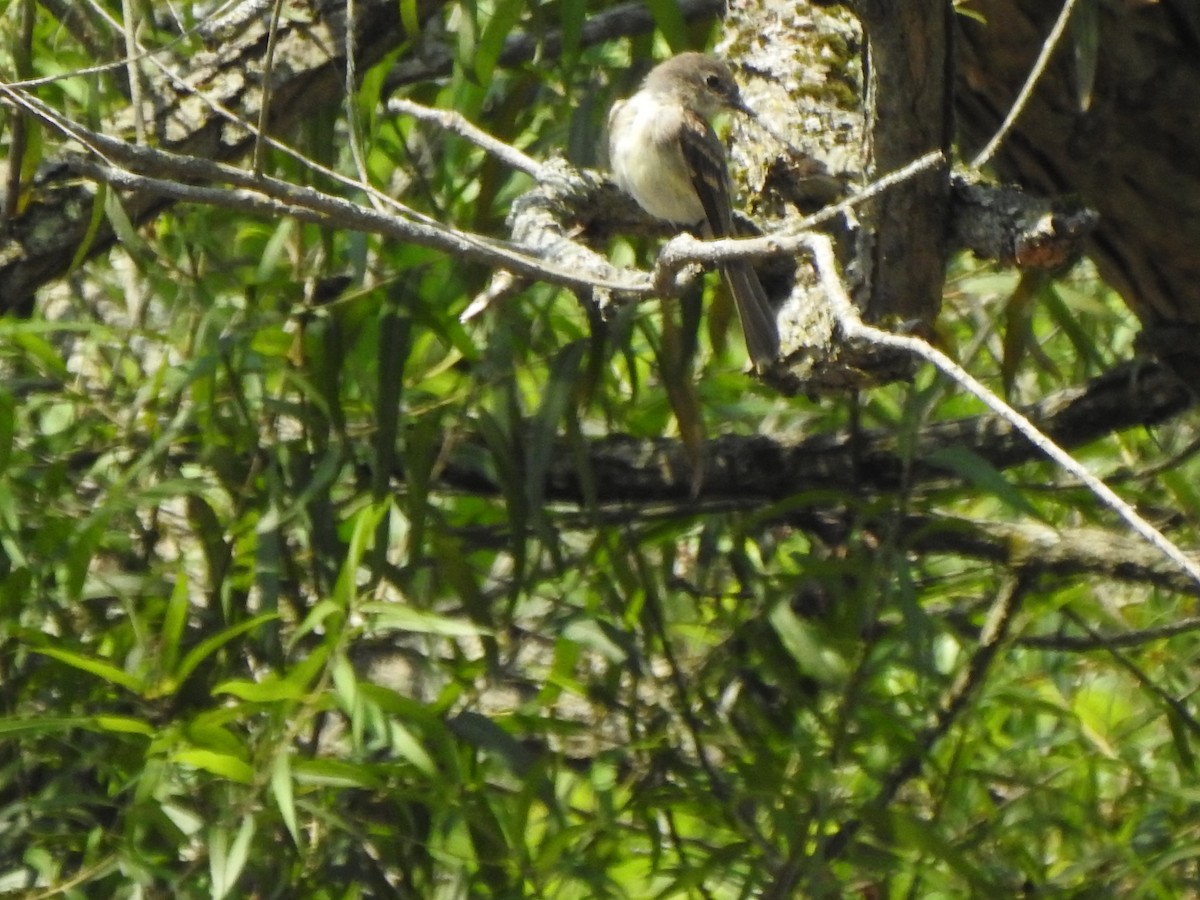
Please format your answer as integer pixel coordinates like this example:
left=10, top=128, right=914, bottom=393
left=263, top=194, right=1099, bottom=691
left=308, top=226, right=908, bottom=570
left=608, top=52, right=780, bottom=369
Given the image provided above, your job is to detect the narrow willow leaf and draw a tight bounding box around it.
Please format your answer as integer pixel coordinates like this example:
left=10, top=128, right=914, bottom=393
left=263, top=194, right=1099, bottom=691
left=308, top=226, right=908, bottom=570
left=174, top=613, right=280, bottom=685
left=160, top=566, right=190, bottom=676
left=212, top=678, right=308, bottom=702
left=293, top=758, right=381, bottom=789
left=359, top=601, right=493, bottom=637
left=646, top=0, right=690, bottom=53
left=34, top=646, right=143, bottom=693
left=475, top=0, right=524, bottom=83
left=90, top=715, right=155, bottom=736
left=175, top=749, right=254, bottom=784
left=526, top=340, right=586, bottom=515
left=767, top=603, right=847, bottom=687
left=219, top=814, right=256, bottom=900
left=390, top=719, right=437, bottom=777
left=272, top=752, right=301, bottom=846
left=331, top=502, right=389, bottom=608
left=0, top=716, right=86, bottom=735
left=927, top=446, right=1044, bottom=520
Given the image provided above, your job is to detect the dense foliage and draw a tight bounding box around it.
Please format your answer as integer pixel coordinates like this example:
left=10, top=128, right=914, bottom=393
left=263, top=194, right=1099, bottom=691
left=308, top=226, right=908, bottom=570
left=2, top=2, right=1199, bottom=897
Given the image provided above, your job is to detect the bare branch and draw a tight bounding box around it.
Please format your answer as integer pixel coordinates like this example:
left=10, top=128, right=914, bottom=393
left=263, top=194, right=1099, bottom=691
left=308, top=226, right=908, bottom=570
left=803, top=231, right=1200, bottom=590
left=433, top=358, right=1190, bottom=507
left=1017, top=617, right=1200, bottom=651
left=950, top=176, right=1098, bottom=269
left=0, top=85, right=645, bottom=299
left=649, top=152, right=947, bottom=279
left=67, top=154, right=640, bottom=297
left=895, top=514, right=1200, bottom=598
left=388, top=98, right=546, bottom=179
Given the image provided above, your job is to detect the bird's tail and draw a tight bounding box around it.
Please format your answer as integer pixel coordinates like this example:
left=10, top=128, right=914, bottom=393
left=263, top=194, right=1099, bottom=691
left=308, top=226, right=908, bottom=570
left=721, top=261, right=780, bottom=369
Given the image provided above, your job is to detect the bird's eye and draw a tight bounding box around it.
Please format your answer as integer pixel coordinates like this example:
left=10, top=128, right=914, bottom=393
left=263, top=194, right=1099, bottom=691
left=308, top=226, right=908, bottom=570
left=705, top=73, right=723, bottom=91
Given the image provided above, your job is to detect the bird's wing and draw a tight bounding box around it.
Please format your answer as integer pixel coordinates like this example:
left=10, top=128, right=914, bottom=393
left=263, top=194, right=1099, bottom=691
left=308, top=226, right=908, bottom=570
left=677, top=112, right=736, bottom=238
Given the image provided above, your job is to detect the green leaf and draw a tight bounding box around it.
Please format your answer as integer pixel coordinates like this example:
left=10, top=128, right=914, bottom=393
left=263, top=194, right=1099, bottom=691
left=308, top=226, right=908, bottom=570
left=926, top=446, right=1045, bottom=520
left=212, top=677, right=308, bottom=702
left=0, top=716, right=87, bottom=736
left=224, top=815, right=256, bottom=899
left=293, top=758, right=380, bottom=789
left=525, top=340, right=585, bottom=515
left=12, top=331, right=69, bottom=379
left=160, top=567, right=190, bottom=676
left=103, top=188, right=152, bottom=263
left=33, top=646, right=144, bottom=693
left=358, top=601, right=493, bottom=637
left=559, top=0, right=586, bottom=60
left=0, top=390, right=15, bottom=476
left=475, top=0, right=525, bottom=83
left=400, top=0, right=421, bottom=36
left=1072, top=0, right=1100, bottom=111
left=67, top=180, right=107, bottom=274
left=209, top=814, right=256, bottom=899
left=389, top=719, right=437, bottom=777
left=562, top=618, right=630, bottom=664
left=272, top=752, right=302, bottom=846
left=331, top=653, right=359, bottom=718
left=372, top=298, right=411, bottom=510
left=456, top=0, right=479, bottom=77
left=174, top=613, right=280, bottom=686
left=646, top=0, right=690, bottom=53
left=890, top=811, right=994, bottom=892
left=331, top=501, right=389, bottom=608
left=449, top=711, right=536, bottom=776
left=290, top=599, right=344, bottom=648
left=767, top=602, right=847, bottom=687
left=256, top=219, right=294, bottom=283
left=1165, top=706, right=1197, bottom=774
left=175, top=749, right=254, bottom=784
left=91, top=715, right=155, bottom=737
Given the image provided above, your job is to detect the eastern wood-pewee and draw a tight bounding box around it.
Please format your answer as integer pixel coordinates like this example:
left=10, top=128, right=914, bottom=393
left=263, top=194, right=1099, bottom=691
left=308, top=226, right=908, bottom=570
left=608, top=52, right=780, bottom=368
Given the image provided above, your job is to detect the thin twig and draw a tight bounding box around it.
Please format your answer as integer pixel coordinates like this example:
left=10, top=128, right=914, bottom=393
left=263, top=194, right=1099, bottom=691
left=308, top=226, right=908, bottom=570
left=970, top=0, right=1080, bottom=169
left=803, top=232, right=1200, bottom=591
left=651, top=151, right=946, bottom=284
left=344, top=0, right=387, bottom=213
left=253, top=0, right=286, bottom=175
left=388, top=98, right=546, bottom=178
left=121, top=0, right=146, bottom=145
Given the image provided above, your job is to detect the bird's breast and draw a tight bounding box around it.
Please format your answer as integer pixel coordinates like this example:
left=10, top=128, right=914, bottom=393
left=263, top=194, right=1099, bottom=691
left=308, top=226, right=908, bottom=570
left=608, top=96, right=705, bottom=226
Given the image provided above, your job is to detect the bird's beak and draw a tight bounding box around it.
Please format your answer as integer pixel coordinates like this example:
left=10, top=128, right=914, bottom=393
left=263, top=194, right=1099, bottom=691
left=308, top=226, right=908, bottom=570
left=731, top=97, right=757, bottom=118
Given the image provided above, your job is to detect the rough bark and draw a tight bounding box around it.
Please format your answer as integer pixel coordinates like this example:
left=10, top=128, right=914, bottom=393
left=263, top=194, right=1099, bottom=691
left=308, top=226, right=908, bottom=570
left=856, top=0, right=953, bottom=324
left=714, top=1, right=953, bottom=392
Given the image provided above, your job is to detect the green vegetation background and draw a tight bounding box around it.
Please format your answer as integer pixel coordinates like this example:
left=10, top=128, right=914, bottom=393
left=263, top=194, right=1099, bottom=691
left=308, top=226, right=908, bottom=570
left=0, top=2, right=1196, bottom=897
